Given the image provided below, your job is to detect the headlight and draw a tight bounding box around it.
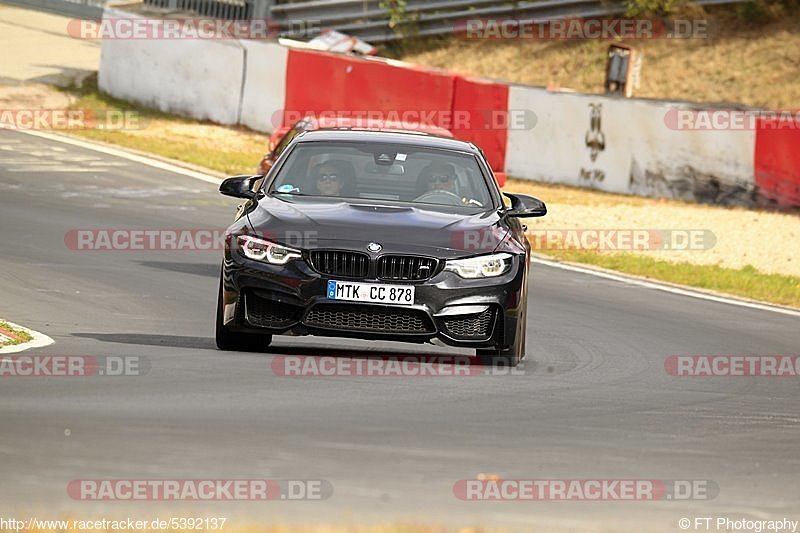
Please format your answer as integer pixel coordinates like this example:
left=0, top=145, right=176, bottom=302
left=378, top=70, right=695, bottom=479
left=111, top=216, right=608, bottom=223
left=445, top=253, right=513, bottom=279
left=237, top=235, right=301, bottom=265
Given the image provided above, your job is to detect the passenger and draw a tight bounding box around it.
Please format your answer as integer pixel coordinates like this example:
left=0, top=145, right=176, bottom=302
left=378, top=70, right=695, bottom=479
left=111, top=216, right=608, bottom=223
left=312, top=160, right=356, bottom=197
left=312, top=162, right=343, bottom=197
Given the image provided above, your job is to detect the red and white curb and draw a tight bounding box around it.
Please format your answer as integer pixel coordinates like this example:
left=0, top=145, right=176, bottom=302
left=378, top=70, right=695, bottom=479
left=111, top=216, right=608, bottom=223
left=0, top=319, right=54, bottom=355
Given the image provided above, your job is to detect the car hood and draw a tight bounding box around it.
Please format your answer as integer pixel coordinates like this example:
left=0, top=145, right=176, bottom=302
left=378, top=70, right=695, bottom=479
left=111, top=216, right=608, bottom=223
left=246, top=196, right=511, bottom=258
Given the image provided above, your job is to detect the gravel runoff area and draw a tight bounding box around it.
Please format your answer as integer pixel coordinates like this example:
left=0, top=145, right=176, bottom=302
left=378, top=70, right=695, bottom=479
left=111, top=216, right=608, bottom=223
left=508, top=180, right=800, bottom=278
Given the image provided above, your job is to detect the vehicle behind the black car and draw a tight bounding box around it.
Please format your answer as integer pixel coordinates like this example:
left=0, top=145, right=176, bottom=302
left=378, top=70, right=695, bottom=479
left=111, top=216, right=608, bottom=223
left=217, top=130, right=545, bottom=366
left=256, top=116, right=455, bottom=176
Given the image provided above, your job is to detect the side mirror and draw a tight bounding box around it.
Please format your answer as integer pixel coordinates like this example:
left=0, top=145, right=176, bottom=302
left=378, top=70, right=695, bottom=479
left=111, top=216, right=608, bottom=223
left=219, top=175, right=261, bottom=199
left=503, top=193, right=547, bottom=218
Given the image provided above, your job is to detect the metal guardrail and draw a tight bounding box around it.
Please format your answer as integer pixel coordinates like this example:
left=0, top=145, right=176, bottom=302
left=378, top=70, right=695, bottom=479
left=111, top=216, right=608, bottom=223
left=281, top=0, right=627, bottom=43
left=275, top=0, right=748, bottom=42
left=142, top=0, right=261, bottom=19
left=13, top=0, right=744, bottom=41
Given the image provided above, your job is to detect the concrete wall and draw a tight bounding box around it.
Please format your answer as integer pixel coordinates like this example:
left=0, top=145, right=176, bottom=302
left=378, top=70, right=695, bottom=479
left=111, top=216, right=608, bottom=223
left=98, top=8, right=245, bottom=125
left=505, top=85, right=756, bottom=206
left=239, top=40, right=289, bottom=132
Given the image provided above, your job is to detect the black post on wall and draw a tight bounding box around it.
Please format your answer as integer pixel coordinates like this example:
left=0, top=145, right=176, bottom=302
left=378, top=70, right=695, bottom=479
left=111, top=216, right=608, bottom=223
left=605, top=43, right=641, bottom=98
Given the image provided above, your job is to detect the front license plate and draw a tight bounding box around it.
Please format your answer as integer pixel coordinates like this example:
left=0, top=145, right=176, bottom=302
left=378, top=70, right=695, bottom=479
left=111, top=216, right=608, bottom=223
left=327, top=280, right=415, bottom=305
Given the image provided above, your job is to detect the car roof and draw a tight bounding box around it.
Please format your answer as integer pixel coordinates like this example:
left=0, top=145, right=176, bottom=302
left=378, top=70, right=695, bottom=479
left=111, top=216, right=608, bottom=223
left=295, top=129, right=478, bottom=152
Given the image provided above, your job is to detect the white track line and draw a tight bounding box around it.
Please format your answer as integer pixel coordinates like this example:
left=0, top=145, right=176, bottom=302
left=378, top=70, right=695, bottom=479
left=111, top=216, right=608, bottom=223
left=534, top=256, right=800, bottom=318
left=0, top=320, right=54, bottom=354
left=9, top=128, right=799, bottom=318
left=5, top=128, right=223, bottom=185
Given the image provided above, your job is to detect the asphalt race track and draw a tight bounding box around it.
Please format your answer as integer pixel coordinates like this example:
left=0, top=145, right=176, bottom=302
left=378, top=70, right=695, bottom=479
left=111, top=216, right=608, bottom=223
left=1, top=128, right=799, bottom=531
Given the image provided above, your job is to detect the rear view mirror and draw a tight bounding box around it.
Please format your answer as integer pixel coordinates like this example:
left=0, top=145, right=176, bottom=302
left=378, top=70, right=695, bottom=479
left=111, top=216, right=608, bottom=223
left=374, top=151, right=398, bottom=165
left=364, top=162, right=405, bottom=176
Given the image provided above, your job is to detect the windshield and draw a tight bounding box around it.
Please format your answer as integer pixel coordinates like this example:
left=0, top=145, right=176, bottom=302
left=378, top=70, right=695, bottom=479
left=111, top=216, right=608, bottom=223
left=269, top=141, right=493, bottom=209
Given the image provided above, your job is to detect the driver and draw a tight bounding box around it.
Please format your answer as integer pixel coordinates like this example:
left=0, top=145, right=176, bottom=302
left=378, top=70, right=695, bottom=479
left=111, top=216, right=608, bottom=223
left=420, top=162, right=458, bottom=195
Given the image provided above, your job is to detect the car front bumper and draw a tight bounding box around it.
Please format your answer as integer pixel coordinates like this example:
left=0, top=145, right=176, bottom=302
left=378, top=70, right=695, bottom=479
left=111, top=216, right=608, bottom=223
left=220, top=248, right=528, bottom=349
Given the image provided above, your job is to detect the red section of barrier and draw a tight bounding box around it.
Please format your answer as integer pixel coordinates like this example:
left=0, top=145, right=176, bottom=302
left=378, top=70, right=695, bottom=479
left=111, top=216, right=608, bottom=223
left=283, top=49, right=511, bottom=179
left=451, top=76, right=510, bottom=184
left=284, top=49, right=454, bottom=129
left=754, top=120, right=800, bottom=208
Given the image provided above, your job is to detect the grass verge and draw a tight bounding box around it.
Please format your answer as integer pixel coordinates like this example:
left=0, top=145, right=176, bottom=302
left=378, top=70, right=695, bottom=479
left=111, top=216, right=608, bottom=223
left=57, top=80, right=800, bottom=309
left=61, top=76, right=265, bottom=176
left=0, top=321, right=33, bottom=346
left=397, top=4, right=800, bottom=110
left=541, top=250, right=800, bottom=308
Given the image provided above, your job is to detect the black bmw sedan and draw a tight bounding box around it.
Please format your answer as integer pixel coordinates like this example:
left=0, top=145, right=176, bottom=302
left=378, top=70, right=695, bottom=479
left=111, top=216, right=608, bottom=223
left=216, top=130, right=546, bottom=366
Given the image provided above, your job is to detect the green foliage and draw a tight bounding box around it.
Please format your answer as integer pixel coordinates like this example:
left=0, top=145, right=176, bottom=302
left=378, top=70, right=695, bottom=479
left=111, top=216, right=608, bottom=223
left=625, top=0, right=678, bottom=16
left=735, top=0, right=789, bottom=22
left=380, top=0, right=409, bottom=30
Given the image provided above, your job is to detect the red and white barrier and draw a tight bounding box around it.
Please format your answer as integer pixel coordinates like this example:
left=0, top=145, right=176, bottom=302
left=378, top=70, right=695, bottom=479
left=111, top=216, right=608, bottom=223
left=97, top=8, right=798, bottom=208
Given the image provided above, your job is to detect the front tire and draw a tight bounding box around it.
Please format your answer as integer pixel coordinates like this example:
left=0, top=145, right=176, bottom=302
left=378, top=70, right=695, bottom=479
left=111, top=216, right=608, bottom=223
left=215, top=278, right=272, bottom=352
left=477, top=304, right=527, bottom=368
